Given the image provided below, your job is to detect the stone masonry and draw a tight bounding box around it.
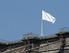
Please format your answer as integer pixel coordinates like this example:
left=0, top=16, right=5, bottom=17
left=0, top=31, right=69, bottom=53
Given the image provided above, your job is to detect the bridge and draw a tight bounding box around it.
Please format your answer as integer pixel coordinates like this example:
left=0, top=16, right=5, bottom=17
left=0, top=31, right=69, bottom=53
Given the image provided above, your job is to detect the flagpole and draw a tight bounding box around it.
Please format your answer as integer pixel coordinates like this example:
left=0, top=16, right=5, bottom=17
left=41, top=10, right=44, bottom=36
left=41, top=19, right=44, bottom=36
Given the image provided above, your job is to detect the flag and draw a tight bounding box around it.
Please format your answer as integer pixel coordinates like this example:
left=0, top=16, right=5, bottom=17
left=42, top=10, right=56, bottom=24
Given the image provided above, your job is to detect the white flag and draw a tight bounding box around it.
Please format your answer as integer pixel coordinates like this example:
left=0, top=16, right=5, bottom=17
left=42, top=10, right=56, bottom=24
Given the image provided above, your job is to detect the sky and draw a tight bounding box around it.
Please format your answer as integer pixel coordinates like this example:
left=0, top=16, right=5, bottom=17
left=0, top=0, right=69, bottom=41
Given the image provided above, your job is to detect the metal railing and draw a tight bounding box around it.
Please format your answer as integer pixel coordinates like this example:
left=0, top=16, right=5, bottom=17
left=59, top=27, right=69, bottom=32
left=0, top=39, right=10, bottom=43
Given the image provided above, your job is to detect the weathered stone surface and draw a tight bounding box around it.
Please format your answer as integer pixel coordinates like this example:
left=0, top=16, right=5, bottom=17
left=0, top=31, right=69, bottom=53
